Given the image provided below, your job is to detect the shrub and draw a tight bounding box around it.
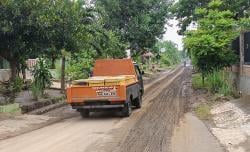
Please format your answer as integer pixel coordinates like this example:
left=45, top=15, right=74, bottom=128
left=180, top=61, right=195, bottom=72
left=192, top=73, right=208, bottom=89
left=31, top=58, right=52, bottom=100
left=207, top=70, right=233, bottom=96
left=31, top=82, right=41, bottom=101
left=0, top=77, right=24, bottom=104
left=9, top=77, right=24, bottom=93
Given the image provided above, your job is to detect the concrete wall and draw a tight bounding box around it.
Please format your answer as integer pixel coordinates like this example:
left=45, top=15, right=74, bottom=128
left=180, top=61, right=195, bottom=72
left=0, top=59, right=37, bottom=82
left=0, top=69, right=11, bottom=82
left=0, top=70, right=34, bottom=82
left=231, top=65, right=250, bottom=95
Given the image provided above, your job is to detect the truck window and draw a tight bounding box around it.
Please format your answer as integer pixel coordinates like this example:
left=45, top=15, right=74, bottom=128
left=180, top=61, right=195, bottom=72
left=135, top=65, right=141, bottom=76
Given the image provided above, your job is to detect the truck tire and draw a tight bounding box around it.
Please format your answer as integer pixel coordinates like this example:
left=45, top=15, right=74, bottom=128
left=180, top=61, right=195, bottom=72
left=80, top=109, right=90, bottom=118
left=121, top=99, right=132, bottom=117
left=134, top=94, right=142, bottom=109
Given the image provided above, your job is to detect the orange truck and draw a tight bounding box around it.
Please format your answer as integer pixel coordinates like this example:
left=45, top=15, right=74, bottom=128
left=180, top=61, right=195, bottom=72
left=66, top=59, right=144, bottom=117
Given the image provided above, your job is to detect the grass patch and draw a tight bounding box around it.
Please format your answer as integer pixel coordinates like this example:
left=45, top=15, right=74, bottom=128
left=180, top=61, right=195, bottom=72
left=192, top=73, right=209, bottom=89
left=195, top=103, right=212, bottom=120
left=0, top=103, right=21, bottom=114
left=206, top=70, right=233, bottom=96
left=192, top=71, right=235, bottom=97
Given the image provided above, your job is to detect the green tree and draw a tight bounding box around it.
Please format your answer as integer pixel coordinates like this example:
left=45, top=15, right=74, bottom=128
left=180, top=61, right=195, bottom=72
left=96, top=0, right=173, bottom=54
left=66, top=51, right=94, bottom=80
left=0, top=0, right=50, bottom=81
left=86, top=25, right=127, bottom=59
left=173, top=0, right=250, bottom=34
left=39, top=0, right=95, bottom=92
left=184, top=0, right=239, bottom=81
left=154, top=41, right=181, bottom=66
left=31, top=58, right=52, bottom=100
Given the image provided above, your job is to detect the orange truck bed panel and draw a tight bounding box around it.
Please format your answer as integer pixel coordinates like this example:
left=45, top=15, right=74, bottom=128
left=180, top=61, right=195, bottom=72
left=93, top=59, right=136, bottom=76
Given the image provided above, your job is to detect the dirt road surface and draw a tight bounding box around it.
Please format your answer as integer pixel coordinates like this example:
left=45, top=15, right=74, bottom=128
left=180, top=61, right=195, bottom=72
left=0, top=67, right=196, bottom=152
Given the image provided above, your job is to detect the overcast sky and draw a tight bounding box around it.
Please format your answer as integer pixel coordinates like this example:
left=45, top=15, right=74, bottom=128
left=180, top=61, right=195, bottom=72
left=163, top=19, right=183, bottom=50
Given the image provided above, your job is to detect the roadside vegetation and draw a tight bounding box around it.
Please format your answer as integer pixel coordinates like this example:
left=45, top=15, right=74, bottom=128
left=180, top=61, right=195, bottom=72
left=184, top=0, right=250, bottom=96
left=175, top=0, right=250, bottom=92
left=192, top=70, right=241, bottom=120
left=155, top=41, right=182, bottom=68
left=192, top=70, right=234, bottom=96
left=176, top=0, right=250, bottom=119
left=195, top=103, right=212, bottom=120
left=0, top=0, right=182, bottom=111
left=31, top=58, right=52, bottom=100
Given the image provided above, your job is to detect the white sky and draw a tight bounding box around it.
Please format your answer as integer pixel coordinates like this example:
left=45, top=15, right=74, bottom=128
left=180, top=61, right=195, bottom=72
left=163, top=19, right=183, bottom=50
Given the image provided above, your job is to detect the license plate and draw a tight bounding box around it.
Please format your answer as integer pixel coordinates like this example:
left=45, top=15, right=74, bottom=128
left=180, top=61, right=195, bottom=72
left=97, top=91, right=117, bottom=97
left=95, top=86, right=117, bottom=97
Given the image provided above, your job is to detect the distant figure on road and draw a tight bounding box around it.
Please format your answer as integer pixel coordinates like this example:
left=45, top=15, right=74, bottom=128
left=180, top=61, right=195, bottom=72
left=184, top=60, right=186, bottom=67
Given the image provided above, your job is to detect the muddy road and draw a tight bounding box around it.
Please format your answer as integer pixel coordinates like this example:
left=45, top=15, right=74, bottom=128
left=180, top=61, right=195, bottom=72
left=115, top=68, right=191, bottom=152
left=0, top=66, right=192, bottom=152
left=86, top=67, right=191, bottom=152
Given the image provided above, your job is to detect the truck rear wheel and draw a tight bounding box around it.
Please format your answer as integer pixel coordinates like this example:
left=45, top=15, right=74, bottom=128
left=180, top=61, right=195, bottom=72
left=134, top=94, right=142, bottom=109
left=121, top=99, right=132, bottom=117
left=80, top=109, right=90, bottom=118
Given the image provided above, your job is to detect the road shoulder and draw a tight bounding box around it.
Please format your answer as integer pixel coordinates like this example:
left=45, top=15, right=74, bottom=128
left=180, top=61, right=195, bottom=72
left=171, top=113, right=225, bottom=152
left=210, top=96, right=250, bottom=152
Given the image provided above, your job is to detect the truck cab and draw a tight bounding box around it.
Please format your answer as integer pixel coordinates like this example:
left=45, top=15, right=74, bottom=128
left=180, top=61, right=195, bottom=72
left=134, top=64, right=144, bottom=95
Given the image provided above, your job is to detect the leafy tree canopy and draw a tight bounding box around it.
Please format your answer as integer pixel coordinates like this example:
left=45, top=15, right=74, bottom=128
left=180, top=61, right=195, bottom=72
left=154, top=41, right=181, bottom=66
left=95, top=0, right=173, bottom=53
left=172, top=0, right=250, bottom=34
left=184, top=0, right=239, bottom=74
left=0, top=0, right=52, bottom=80
left=39, top=0, right=95, bottom=53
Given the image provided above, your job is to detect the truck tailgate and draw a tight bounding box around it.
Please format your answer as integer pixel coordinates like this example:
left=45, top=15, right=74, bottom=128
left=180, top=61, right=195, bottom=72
left=67, top=85, right=126, bottom=103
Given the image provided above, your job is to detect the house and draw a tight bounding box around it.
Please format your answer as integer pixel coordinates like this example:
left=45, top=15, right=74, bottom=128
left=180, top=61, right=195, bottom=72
left=231, top=31, right=250, bottom=95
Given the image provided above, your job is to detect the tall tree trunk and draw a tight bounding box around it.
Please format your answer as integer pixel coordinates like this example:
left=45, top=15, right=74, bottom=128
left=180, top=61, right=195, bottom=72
left=21, top=65, right=26, bottom=80
left=61, top=57, right=66, bottom=93
left=9, top=60, right=18, bottom=82
left=202, top=72, right=205, bottom=86
left=51, top=57, right=56, bottom=69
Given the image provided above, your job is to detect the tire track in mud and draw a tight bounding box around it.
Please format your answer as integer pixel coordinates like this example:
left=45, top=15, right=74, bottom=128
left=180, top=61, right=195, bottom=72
left=114, top=68, right=192, bottom=152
